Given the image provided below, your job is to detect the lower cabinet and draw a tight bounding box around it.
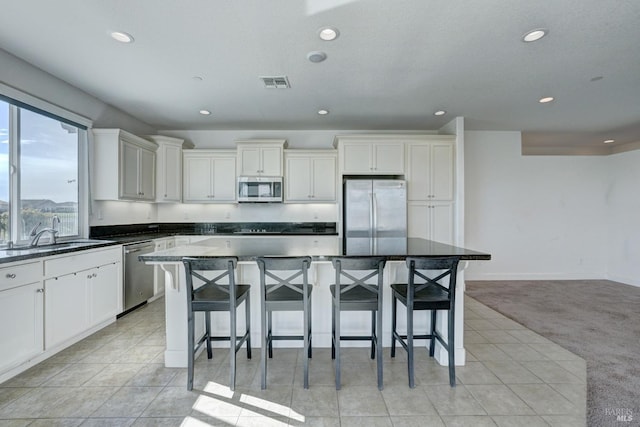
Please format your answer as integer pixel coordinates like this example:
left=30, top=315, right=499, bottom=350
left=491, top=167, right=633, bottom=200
left=0, top=282, right=44, bottom=373
left=408, top=201, right=454, bottom=244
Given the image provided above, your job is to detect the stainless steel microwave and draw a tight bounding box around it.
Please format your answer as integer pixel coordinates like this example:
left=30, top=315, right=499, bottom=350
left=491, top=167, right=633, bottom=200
left=237, top=176, right=283, bottom=202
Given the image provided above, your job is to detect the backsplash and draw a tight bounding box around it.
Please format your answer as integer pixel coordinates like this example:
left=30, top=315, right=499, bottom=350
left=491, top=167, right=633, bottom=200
left=90, top=200, right=338, bottom=226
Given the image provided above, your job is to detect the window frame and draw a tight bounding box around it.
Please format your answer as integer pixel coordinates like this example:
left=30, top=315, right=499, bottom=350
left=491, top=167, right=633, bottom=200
left=1, top=83, right=91, bottom=246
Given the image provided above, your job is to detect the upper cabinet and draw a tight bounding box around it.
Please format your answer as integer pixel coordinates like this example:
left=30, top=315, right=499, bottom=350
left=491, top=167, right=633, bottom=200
left=145, top=135, right=194, bottom=203
left=406, top=137, right=455, bottom=201
left=236, top=139, right=287, bottom=176
left=285, top=150, right=337, bottom=202
left=93, top=129, right=158, bottom=201
left=335, top=136, right=405, bottom=175
left=183, top=150, right=237, bottom=203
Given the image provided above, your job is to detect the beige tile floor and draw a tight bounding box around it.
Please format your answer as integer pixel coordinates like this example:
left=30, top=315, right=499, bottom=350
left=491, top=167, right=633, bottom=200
left=0, top=296, right=586, bottom=426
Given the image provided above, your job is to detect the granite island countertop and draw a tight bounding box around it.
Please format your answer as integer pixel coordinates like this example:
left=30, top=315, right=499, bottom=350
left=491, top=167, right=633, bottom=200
left=139, top=237, right=490, bottom=263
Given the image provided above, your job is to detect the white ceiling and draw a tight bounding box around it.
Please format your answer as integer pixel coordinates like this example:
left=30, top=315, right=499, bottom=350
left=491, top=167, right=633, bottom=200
left=1, top=0, right=639, bottom=152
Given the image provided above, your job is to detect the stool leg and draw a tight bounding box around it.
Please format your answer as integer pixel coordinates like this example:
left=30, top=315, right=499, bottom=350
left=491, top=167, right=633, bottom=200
left=261, top=303, right=267, bottom=390
left=429, top=310, right=437, bottom=357
left=205, top=311, right=212, bottom=359
left=407, top=303, right=415, bottom=388
left=303, top=301, right=310, bottom=389
left=391, top=294, right=397, bottom=358
left=268, top=311, right=273, bottom=359
left=230, top=306, right=237, bottom=391
left=448, top=308, right=456, bottom=387
left=331, top=297, right=336, bottom=360
left=335, top=302, right=341, bottom=390
left=187, top=309, right=195, bottom=391
left=308, top=297, right=313, bottom=359
left=370, top=310, right=376, bottom=360
left=246, top=296, right=252, bottom=359
left=376, top=307, right=383, bottom=391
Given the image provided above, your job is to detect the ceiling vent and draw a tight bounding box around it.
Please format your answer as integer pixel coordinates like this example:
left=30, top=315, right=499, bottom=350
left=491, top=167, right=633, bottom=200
left=260, top=76, right=291, bottom=89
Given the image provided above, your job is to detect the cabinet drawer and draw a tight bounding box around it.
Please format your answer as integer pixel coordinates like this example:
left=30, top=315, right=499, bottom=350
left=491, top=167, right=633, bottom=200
left=44, top=247, right=122, bottom=278
left=0, top=261, right=42, bottom=292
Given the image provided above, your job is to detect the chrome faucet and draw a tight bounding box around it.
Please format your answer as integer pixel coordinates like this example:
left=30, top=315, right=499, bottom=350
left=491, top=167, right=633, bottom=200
left=29, top=223, right=59, bottom=247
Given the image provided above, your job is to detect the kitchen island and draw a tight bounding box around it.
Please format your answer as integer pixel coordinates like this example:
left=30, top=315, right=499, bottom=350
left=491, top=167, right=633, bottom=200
left=141, top=236, right=490, bottom=368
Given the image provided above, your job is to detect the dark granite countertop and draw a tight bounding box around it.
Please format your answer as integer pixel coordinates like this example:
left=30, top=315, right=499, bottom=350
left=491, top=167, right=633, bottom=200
left=140, top=237, right=490, bottom=263
left=90, top=222, right=338, bottom=244
left=0, top=239, right=121, bottom=265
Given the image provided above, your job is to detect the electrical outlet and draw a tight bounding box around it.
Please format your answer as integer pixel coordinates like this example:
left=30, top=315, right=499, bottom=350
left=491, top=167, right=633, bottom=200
left=183, top=211, right=189, bottom=220
left=225, top=211, right=231, bottom=219
left=97, top=210, right=103, bottom=220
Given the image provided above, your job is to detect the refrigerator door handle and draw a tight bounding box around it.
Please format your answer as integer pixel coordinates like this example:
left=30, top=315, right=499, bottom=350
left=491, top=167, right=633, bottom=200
left=369, top=192, right=374, bottom=254
left=372, top=192, right=378, bottom=253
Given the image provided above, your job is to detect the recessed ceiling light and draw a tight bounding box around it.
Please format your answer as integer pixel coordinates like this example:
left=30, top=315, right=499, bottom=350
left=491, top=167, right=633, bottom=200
left=539, top=96, right=554, bottom=103
left=307, top=51, right=327, bottom=63
left=604, top=139, right=615, bottom=144
left=318, top=109, right=329, bottom=115
left=434, top=110, right=446, bottom=116
left=110, top=31, right=134, bottom=43
left=199, top=109, right=211, bottom=115
left=522, top=28, right=548, bottom=43
left=318, top=27, right=339, bottom=41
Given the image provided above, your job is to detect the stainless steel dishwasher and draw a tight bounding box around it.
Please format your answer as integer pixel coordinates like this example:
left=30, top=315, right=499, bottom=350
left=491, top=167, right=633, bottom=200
left=123, top=241, right=156, bottom=312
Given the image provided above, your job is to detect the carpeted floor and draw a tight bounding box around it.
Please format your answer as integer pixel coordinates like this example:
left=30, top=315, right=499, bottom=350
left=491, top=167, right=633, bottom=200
left=466, top=279, right=640, bottom=427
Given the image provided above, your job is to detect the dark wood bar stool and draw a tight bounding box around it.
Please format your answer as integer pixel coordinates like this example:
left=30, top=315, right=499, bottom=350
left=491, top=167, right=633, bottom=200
left=330, top=256, right=386, bottom=390
left=256, top=256, right=313, bottom=389
left=390, top=256, right=461, bottom=388
left=182, top=257, right=251, bottom=391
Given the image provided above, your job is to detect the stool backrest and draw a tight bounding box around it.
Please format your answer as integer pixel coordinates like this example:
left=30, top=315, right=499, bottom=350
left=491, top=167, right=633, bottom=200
left=182, top=257, right=238, bottom=304
left=406, top=256, right=461, bottom=303
left=332, top=256, right=387, bottom=297
left=256, top=256, right=312, bottom=299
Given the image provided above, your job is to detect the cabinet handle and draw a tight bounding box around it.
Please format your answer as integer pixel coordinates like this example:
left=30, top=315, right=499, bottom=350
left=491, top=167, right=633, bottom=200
left=93, top=273, right=97, bottom=278
left=5, top=273, right=16, bottom=279
left=36, top=288, right=44, bottom=293
left=87, top=274, right=92, bottom=279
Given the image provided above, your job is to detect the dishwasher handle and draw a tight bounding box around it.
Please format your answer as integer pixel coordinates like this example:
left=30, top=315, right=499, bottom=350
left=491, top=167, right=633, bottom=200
left=124, top=245, right=155, bottom=254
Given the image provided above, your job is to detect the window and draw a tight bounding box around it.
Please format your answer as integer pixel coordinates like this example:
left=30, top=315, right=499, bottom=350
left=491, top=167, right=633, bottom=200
left=0, top=96, right=88, bottom=246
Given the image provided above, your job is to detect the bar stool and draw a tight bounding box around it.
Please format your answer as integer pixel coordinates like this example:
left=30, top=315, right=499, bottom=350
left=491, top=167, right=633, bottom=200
left=330, top=256, right=386, bottom=390
left=182, top=257, right=251, bottom=391
left=256, top=256, right=313, bottom=389
left=390, top=256, right=461, bottom=388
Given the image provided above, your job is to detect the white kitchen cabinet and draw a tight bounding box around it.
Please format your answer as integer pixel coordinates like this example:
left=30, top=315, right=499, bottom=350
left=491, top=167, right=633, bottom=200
left=408, top=201, right=454, bottom=244
left=44, top=246, right=122, bottom=350
left=183, top=150, right=237, bottom=202
left=285, top=150, right=337, bottom=202
left=145, top=135, right=194, bottom=203
left=236, top=139, right=286, bottom=176
left=0, top=261, right=44, bottom=374
left=406, top=138, right=455, bottom=201
left=93, top=128, right=158, bottom=201
left=335, top=136, right=405, bottom=175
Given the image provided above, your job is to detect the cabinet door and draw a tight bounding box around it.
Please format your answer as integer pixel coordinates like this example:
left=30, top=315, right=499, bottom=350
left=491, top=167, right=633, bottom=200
left=286, top=157, right=312, bottom=201
left=430, top=202, right=454, bottom=244
left=160, top=144, right=182, bottom=201
left=183, top=156, right=212, bottom=202
left=139, top=148, right=156, bottom=200
left=407, top=201, right=453, bottom=244
left=431, top=144, right=454, bottom=200
left=342, top=143, right=372, bottom=173
left=407, top=144, right=431, bottom=200
left=45, top=273, right=88, bottom=349
left=0, top=282, right=43, bottom=373
left=88, top=262, right=120, bottom=326
left=238, top=146, right=261, bottom=175
left=311, top=157, right=336, bottom=201
left=120, top=141, right=140, bottom=199
left=261, top=147, right=283, bottom=176
left=373, top=142, right=404, bottom=174
left=212, top=157, right=237, bottom=201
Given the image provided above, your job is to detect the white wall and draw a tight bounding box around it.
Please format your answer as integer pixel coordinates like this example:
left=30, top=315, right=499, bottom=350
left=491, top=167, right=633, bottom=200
left=0, top=49, right=154, bottom=135
left=606, top=149, right=640, bottom=286
left=464, top=131, right=609, bottom=280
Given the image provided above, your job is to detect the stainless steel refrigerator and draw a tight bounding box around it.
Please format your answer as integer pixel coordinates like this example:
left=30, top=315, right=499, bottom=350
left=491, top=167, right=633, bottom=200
left=343, top=179, right=407, bottom=255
